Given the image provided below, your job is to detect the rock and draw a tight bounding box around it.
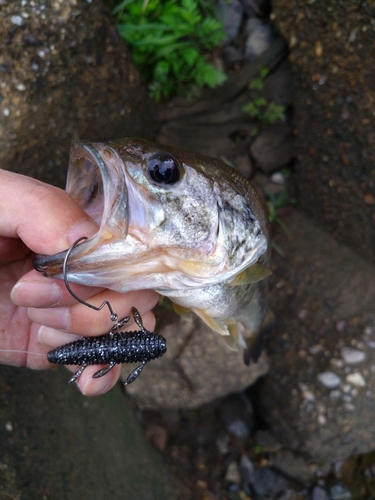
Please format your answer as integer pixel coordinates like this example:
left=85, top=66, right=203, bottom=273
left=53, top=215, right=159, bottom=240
left=245, top=18, right=274, bottom=60
left=254, top=429, right=283, bottom=452
left=124, top=309, right=269, bottom=409
left=318, top=372, right=342, bottom=389
left=257, top=210, right=375, bottom=462
left=216, top=0, right=244, bottom=42
left=225, top=461, right=241, bottom=483
left=0, top=0, right=156, bottom=187
left=271, top=449, right=313, bottom=483
left=0, top=364, right=168, bottom=499
left=340, top=347, right=366, bottom=365
left=312, top=486, right=330, bottom=500
left=250, top=123, right=294, bottom=173
left=251, top=466, right=288, bottom=499
left=272, top=0, right=375, bottom=266
left=330, top=484, right=352, bottom=500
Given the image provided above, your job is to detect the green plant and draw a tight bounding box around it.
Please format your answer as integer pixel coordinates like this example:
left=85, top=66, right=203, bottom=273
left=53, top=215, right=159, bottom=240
left=242, top=66, right=286, bottom=125
left=111, top=0, right=226, bottom=101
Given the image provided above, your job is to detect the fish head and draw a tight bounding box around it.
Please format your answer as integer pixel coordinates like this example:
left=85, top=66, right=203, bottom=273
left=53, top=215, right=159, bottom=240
left=34, top=138, right=269, bottom=293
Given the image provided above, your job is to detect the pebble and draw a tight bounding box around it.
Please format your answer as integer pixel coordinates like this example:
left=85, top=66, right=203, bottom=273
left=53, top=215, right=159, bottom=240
left=341, top=347, right=366, bottom=365
left=330, top=483, right=352, bottom=499
left=245, top=18, right=273, bottom=60
left=10, top=15, right=24, bottom=26
left=5, top=421, right=13, bottom=432
left=346, top=372, right=366, bottom=387
left=318, top=372, right=342, bottom=389
left=227, top=418, right=250, bottom=440
left=312, top=485, right=330, bottom=500
left=225, top=461, right=241, bottom=483
left=240, top=454, right=255, bottom=487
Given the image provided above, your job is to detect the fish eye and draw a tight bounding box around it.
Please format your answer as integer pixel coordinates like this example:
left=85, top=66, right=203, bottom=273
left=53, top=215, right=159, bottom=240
left=147, top=153, right=181, bottom=185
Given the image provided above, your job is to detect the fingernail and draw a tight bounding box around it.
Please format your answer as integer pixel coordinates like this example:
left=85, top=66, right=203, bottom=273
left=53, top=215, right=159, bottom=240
left=38, top=326, right=81, bottom=347
left=66, top=218, right=99, bottom=245
left=28, top=307, right=70, bottom=331
left=81, top=371, right=114, bottom=396
left=11, top=280, right=62, bottom=307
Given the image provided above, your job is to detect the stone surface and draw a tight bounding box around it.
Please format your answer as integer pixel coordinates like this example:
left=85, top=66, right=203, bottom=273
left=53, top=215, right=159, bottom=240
left=124, top=307, right=269, bottom=409
left=257, top=210, right=375, bottom=462
left=0, top=0, right=156, bottom=187
left=0, top=364, right=168, bottom=499
left=272, top=0, right=375, bottom=266
left=250, top=122, right=294, bottom=173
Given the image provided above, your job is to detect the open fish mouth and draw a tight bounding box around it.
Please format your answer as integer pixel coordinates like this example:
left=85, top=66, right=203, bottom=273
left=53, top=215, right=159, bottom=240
left=34, top=141, right=129, bottom=278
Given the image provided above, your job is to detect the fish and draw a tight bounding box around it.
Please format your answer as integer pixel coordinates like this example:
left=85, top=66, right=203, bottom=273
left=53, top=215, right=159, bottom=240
left=34, top=138, right=271, bottom=361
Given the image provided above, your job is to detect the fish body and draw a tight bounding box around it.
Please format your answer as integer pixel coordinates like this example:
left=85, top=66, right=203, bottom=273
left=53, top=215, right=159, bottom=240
left=34, top=138, right=271, bottom=356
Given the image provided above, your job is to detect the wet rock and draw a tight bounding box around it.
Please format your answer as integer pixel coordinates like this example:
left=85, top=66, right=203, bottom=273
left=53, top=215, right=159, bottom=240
left=250, top=123, right=294, bottom=173
left=0, top=0, right=156, bottom=187
left=257, top=210, right=375, bottom=462
left=124, top=310, right=269, bottom=409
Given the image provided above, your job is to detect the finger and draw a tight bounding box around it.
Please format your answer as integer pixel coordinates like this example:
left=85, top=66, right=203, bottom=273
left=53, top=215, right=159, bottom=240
left=12, top=269, right=103, bottom=308
left=0, top=170, right=99, bottom=254
left=0, top=237, right=29, bottom=264
left=73, top=364, right=122, bottom=396
left=33, top=287, right=158, bottom=337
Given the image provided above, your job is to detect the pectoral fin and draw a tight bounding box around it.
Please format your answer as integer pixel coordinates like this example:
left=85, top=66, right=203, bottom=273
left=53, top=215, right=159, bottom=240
left=173, top=303, right=194, bottom=322
left=221, top=320, right=247, bottom=351
left=229, top=262, right=272, bottom=286
left=194, top=309, right=230, bottom=336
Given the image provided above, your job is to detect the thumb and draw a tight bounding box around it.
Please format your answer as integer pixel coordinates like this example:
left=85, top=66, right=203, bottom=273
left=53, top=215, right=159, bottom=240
left=0, top=170, right=98, bottom=254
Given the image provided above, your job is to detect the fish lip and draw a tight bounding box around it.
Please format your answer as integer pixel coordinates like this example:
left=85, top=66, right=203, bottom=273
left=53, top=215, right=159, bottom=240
left=33, top=141, right=129, bottom=276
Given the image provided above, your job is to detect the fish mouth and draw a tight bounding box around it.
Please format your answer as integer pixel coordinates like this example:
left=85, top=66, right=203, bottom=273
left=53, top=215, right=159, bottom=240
left=34, top=141, right=129, bottom=279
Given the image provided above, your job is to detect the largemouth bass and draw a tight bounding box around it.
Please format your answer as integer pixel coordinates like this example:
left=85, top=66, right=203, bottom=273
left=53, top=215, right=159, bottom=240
left=34, top=138, right=271, bottom=360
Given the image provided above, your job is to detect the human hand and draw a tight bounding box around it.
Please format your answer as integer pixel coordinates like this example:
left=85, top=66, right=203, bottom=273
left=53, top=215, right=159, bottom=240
left=0, top=169, right=159, bottom=396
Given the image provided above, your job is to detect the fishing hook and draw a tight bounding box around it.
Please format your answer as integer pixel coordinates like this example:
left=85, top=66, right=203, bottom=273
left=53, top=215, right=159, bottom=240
left=63, top=236, right=118, bottom=323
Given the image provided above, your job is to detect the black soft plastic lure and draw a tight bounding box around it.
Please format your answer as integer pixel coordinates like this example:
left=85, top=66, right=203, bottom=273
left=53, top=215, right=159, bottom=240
left=47, top=307, right=167, bottom=386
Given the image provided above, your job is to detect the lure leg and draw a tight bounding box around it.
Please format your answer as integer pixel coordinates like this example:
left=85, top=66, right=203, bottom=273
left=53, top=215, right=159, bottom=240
left=109, top=315, right=131, bottom=336
left=124, top=361, right=147, bottom=386
left=69, top=363, right=88, bottom=384
left=92, top=361, right=116, bottom=379
left=131, top=307, right=146, bottom=333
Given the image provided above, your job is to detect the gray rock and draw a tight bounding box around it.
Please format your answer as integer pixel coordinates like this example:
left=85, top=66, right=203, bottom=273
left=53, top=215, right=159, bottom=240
left=254, top=429, right=282, bottom=452
left=318, top=372, right=342, bottom=389
left=341, top=347, right=366, bottom=365
left=216, top=0, right=244, bottom=41
left=125, top=310, right=269, bottom=409
left=330, top=484, right=352, bottom=500
left=250, top=123, right=294, bottom=173
left=0, top=365, right=168, bottom=499
left=251, top=467, right=288, bottom=498
left=257, top=210, right=375, bottom=462
left=271, top=450, right=313, bottom=483
left=245, top=18, right=273, bottom=60
left=312, top=486, right=330, bottom=500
